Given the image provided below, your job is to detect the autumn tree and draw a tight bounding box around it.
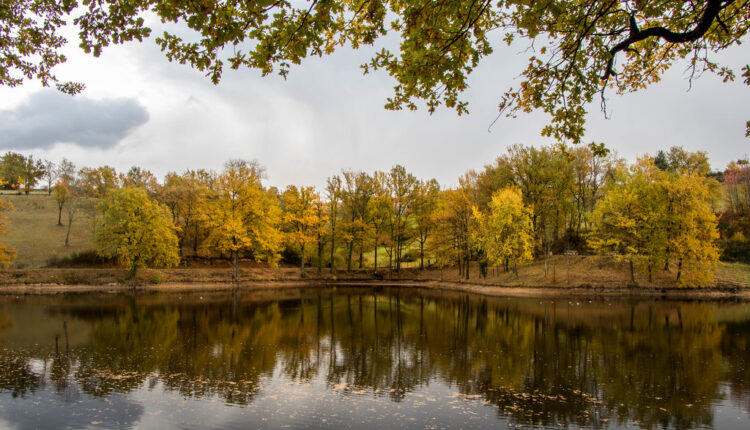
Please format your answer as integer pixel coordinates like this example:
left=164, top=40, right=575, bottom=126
left=158, top=171, right=210, bottom=257
left=0, top=152, right=26, bottom=191
left=653, top=147, right=712, bottom=176
left=590, top=159, right=720, bottom=286
left=411, top=179, right=440, bottom=270
left=325, top=175, right=343, bottom=273
left=20, top=156, right=44, bottom=195
left=95, top=186, right=180, bottom=278
left=281, top=185, right=323, bottom=276
left=202, top=160, right=282, bottom=281
left=658, top=169, right=721, bottom=286
left=387, top=166, right=417, bottom=272
left=367, top=171, right=394, bottom=273
left=52, top=181, right=69, bottom=226
left=42, top=160, right=56, bottom=195
left=472, top=187, right=535, bottom=277
left=9, top=1, right=748, bottom=140
left=0, top=200, right=16, bottom=268
left=589, top=163, right=668, bottom=284
left=434, top=183, right=475, bottom=279
left=77, top=165, right=119, bottom=198
left=340, top=170, right=374, bottom=271
left=121, top=166, right=161, bottom=197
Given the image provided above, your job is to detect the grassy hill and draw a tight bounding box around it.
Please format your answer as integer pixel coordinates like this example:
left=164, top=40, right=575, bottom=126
left=0, top=193, right=94, bottom=268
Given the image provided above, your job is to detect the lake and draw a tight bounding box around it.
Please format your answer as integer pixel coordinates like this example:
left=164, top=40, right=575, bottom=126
left=0, top=287, right=749, bottom=429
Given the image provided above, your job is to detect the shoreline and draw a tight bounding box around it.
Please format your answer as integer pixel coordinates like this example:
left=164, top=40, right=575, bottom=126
left=2, top=278, right=748, bottom=300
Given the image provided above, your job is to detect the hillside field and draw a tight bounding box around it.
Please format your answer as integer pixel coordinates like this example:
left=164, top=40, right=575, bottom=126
left=0, top=193, right=94, bottom=268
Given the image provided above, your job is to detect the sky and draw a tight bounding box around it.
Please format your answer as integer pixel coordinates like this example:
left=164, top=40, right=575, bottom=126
left=0, top=17, right=748, bottom=190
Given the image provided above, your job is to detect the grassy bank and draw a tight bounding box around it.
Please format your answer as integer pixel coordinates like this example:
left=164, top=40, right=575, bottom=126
left=0, top=254, right=748, bottom=291
left=0, top=194, right=93, bottom=268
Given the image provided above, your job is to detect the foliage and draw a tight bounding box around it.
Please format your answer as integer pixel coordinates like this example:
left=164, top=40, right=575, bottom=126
left=589, top=159, right=720, bottom=286
left=95, top=186, right=180, bottom=277
left=201, top=160, right=282, bottom=280
left=5, top=1, right=749, bottom=140
left=52, top=181, right=69, bottom=226
left=472, top=187, right=535, bottom=275
left=281, top=185, right=324, bottom=275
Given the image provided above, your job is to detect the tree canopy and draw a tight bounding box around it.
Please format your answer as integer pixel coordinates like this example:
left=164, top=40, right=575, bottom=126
left=4, top=0, right=749, bottom=141
left=95, top=186, right=180, bottom=277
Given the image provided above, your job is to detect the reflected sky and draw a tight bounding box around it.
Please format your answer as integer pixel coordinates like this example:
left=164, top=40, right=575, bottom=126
left=1, top=288, right=749, bottom=429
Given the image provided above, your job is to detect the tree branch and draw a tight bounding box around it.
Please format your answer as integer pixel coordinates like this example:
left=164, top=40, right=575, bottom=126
left=602, top=0, right=735, bottom=80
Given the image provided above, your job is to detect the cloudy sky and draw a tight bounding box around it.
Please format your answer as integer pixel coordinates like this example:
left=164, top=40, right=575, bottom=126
left=0, top=18, right=747, bottom=190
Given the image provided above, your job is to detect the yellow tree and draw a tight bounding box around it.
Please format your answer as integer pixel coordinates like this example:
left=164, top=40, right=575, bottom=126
left=95, top=186, right=180, bottom=278
left=659, top=171, right=720, bottom=287
left=411, top=178, right=440, bottom=270
left=281, top=185, right=323, bottom=276
left=158, top=171, right=210, bottom=257
left=589, top=163, right=668, bottom=285
left=472, top=187, right=534, bottom=278
left=433, top=186, right=474, bottom=279
left=0, top=200, right=16, bottom=269
left=52, top=181, right=69, bottom=226
left=202, top=160, right=282, bottom=281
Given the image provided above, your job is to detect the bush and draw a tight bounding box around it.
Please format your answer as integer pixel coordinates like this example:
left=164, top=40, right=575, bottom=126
left=46, top=249, right=115, bottom=267
left=720, top=239, right=750, bottom=263
left=280, top=245, right=302, bottom=266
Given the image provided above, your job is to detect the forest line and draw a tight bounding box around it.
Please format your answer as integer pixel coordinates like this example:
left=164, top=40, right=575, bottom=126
left=0, top=145, right=748, bottom=287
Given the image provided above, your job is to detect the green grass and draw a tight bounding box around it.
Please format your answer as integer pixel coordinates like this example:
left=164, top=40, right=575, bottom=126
left=716, top=262, right=750, bottom=286
left=1, top=194, right=94, bottom=268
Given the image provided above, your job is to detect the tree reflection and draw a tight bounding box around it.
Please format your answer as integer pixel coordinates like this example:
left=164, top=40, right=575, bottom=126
left=0, top=290, right=749, bottom=429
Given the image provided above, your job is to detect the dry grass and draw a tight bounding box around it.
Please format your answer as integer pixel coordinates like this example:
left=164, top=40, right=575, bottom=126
left=715, top=262, right=750, bottom=287
left=0, top=194, right=94, bottom=268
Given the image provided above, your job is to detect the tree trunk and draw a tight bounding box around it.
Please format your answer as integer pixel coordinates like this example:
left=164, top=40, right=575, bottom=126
left=676, top=259, right=682, bottom=281
left=330, top=229, right=336, bottom=273
left=57, top=204, right=63, bottom=226
left=629, top=260, right=635, bottom=285
left=64, top=217, right=73, bottom=247
left=300, top=243, right=306, bottom=277
left=420, top=239, right=424, bottom=270
left=232, top=250, right=239, bottom=281
left=374, top=241, right=378, bottom=272
left=128, top=256, right=139, bottom=279
left=317, top=238, right=323, bottom=273
left=347, top=241, right=353, bottom=271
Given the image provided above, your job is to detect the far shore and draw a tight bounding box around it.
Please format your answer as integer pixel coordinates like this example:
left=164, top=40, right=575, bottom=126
left=2, top=255, right=749, bottom=299
left=1, top=277, right=748, bottom=300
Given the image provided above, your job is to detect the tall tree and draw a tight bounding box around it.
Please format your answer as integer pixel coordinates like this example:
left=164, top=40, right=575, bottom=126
left=52, top=181, right=69, bottom=227
left=95, top=186, right=180, bottom=278
left=20, top=156, right=44, bottom=195
left=281, top=185, right=323, bottom=276
left=202, top=160, right=282, bottom=281
left=41, top=160, right=56, bottom=195
left=387, top=165, right=417, bottom=272
left=367, top=171, right=393, bottom=273
left=325, top=175, right=343, bottom=273
left=472, top=187, right=535, bottom=277
left=158, top=171, right=210, bottom=257
left=411, top=179, right=440, bottom=270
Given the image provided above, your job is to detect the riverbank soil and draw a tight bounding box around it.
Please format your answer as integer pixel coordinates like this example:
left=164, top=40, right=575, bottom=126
left=1, top=255, right=748, bottom=297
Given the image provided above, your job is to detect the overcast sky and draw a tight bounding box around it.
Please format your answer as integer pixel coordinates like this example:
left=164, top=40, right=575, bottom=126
left=0, top=20, right=747, bottom=190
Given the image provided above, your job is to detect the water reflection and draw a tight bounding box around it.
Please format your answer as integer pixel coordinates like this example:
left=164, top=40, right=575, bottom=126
left=1, top=288, right=749, bottom=429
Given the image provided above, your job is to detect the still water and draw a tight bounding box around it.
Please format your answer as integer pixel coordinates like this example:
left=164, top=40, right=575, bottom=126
left=0, top=287, right=749, bottom=429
